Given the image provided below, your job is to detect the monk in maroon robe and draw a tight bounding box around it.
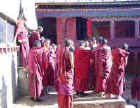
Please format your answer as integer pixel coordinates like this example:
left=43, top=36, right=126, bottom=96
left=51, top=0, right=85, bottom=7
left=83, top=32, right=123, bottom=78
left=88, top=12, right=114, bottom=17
left=42, top=39, right=51, bottom=93
left=94, top=38, right=112, bottom=96
left=131, top=73, right=140, bottom=100
left=89, top=37, right=97, bottom=89
left=17, top=32, right=30, bottom=67
left=49, top=44, right=57, bottom=86
left=74, top=41, right=92, bottom=96
left=14, top=14, right=28, bottom=42
left=29, top=26, right=43, bottom=48
left=28, top=40, right=46, bottom=101
left=106, top=43, right=129, bottom=98
left=56, top=39, right=74, bottom=108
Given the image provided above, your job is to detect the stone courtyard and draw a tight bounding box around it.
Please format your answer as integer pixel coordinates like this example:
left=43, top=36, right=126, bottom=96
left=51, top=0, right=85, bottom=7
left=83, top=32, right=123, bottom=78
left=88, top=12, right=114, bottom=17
left=14, top=90, right=126, bottom=108
left=12, top=68, right=139, bottom=108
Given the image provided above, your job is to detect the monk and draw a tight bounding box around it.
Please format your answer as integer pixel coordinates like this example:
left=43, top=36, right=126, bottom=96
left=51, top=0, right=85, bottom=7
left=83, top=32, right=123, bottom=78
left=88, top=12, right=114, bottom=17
left=29, top=26, right=43, bottom=48
left=106, top=43, right=129, bottom=99
left=49, top=43, right=57, bottom=86
left=17, top=32, right=30, bottom=67
left=89, top=37, right=97, bottom=89
left=131, top=73, right=140, bottom=100
left=28, top=40, right=46, bottom=101
left=74, top=41, right=92, bottom=96
left=43, top=39, right=56, bottom=86
left=89, top=36, right=97, bottom=50
left=56, top=39, right=74, bottom=108
left=14, top=13, right=28, bottom=42
left=94, top=38, right=112, bottom=96
left=42, top=39, right=51, bottom=92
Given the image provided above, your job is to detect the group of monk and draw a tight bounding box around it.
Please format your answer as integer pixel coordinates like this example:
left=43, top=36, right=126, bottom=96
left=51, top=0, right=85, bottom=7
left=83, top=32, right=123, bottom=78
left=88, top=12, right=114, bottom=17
left=17, top=25, right=130, bottom=107
left=15, top=15, right=131, bottom=108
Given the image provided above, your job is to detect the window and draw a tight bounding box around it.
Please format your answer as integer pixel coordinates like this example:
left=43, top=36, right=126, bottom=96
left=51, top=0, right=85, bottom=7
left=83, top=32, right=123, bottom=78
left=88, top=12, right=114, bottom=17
left=76, top=17, right=87, bottom=40
left=92, top=21, right=110, bottom=39
left=115, top=21, right=135, bottom=38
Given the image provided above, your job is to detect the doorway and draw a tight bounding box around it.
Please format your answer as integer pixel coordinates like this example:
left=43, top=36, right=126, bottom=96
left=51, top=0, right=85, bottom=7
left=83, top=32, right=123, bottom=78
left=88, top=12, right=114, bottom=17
left=38, top=17, right=57, bottom=43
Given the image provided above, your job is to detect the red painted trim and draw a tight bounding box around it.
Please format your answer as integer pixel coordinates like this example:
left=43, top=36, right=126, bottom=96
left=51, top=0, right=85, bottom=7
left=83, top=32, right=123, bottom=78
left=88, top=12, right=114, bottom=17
left=0, top=46, right=20, bottom=54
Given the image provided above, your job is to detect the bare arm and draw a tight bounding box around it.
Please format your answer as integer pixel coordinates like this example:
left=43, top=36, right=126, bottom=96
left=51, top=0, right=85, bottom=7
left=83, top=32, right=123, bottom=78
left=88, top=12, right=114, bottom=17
left=69, top=51, right=74, bottom=69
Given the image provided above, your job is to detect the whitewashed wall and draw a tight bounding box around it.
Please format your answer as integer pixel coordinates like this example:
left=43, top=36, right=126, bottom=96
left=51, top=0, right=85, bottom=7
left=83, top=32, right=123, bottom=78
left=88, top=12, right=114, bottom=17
left=0, top=52, right=18, bottom=108
left=0, top=0, right=37, bottom=30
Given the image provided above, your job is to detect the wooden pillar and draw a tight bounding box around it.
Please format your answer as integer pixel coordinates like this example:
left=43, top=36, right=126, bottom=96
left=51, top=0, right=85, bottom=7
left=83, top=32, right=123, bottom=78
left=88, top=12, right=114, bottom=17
left=56, top=17, right=66, bottom=46
left=110, top=20, right=115, bottom=40
left=135, top=20, right=140, bottom=39
left=66, top=17, right=76, bottom=43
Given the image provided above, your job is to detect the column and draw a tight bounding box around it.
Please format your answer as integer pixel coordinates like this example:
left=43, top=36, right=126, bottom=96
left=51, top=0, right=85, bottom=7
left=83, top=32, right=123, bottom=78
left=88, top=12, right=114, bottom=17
left=110, top=20, right=115, bottom=40
left=66, top=17, right=76, bottom=43
left=135, top=20, right=140, bottom=39
left=56, top=17, right=66, bottom=46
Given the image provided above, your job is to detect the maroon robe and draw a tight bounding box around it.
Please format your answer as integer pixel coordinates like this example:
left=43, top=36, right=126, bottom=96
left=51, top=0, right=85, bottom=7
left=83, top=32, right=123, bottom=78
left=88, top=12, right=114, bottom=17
left=29, top=31, right=41, bottom=48
left=28, top=47, right=46, bottom=98
left=44, top=48, right=57, bottom=86
left=42, top=48, right=50, bottom=87
left=74, top=47, right=91, bottom=91
left=48, top=49, right=57, bottom=85
left=15, top=18, right=28, bottom=39
left=94, top=44, right=112, bottom=92
left=56, top=47, right=74, bottom=108
left=106, top=48, right=129, bottom=96
left=131, top=76, right=140, bottom=99
left=17, top=32, right=30, bottom=67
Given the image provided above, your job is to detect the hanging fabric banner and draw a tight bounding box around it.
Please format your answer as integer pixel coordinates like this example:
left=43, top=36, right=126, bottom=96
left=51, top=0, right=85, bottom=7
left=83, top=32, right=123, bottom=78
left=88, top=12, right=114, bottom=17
left=87, top=18, right=92, bottom=37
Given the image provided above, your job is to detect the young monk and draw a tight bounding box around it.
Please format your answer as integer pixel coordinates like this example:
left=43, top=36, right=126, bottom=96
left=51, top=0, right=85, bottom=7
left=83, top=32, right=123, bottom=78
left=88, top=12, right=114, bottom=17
left=28, top=40, right=46, bottom=101
left=94, top=38, right=112, bottom=97
left=42, top=39, right=51, bottom=93
left=74, top=41, right=92, bottom=96
left=29, top=26, right=43, bottom=48
left=17, top=32, right=30, bottom=67
left=106, top=43, right=129, bottom=99
left=56, top=39, right=74, bottom=108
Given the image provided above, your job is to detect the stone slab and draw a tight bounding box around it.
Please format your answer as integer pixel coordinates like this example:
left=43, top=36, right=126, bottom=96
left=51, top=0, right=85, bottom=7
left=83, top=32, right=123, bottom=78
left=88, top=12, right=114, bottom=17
left=13, top=91, right=126, bottom=108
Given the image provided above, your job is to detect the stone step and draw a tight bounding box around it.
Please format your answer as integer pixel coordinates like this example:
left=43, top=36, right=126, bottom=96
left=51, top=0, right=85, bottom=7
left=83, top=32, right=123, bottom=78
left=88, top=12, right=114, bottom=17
left=73, top=93, right=126, bottom=108
left=13, top=91, right=126, bottom=108
left=126, top=105, right=136, bottom=108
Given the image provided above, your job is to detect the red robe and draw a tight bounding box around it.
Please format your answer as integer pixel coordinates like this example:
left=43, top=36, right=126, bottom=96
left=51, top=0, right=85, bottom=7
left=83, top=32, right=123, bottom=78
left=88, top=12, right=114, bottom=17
left=42, top=48, right=50, bottom=87
left=17, top=32, right=30, bottom=67
left=44, top=48, right=57, bottom=86
left=48, top=49, right=57, bottom=85
left=74, top=47, right=91, bottom=91
left=29, top=31, right=41, bottom=48
left=28, top=47, right=46, bottom=98
left=15, top=18, right=28, bottom=39
left=106, top=48, right=129, bottom=96
left=131, top=76, right=140, bottom=99
left=94, top=44, right=112, bottom=92
left=56, top=47, right=74, bottom=108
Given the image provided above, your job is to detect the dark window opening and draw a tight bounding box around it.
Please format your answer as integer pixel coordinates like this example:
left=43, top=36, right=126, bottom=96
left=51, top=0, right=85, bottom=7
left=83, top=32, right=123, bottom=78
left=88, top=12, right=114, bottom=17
left=115, top=21, right=135, bottom=38
left=38, top=17, right=57, bottom=44
left=76, top=17, right=87, bottom=40
left=92, top=21, right=110, bottom=39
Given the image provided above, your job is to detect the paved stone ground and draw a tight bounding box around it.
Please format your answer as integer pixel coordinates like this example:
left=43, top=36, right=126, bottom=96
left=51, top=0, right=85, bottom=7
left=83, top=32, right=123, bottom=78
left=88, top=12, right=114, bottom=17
left=13, top=73, right=139, bottom=108
left=14, top=90, right=126, bottom=108
left=1, top=69, right=138, bottom=108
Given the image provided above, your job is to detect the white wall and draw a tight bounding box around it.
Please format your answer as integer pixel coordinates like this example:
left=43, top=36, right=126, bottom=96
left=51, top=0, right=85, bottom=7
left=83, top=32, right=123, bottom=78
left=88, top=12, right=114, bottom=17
left=0, top=0, right=20, bottom=22
left=0, top=0, right=37, bottom=30
left=0, top=52, right=18, bottom=108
